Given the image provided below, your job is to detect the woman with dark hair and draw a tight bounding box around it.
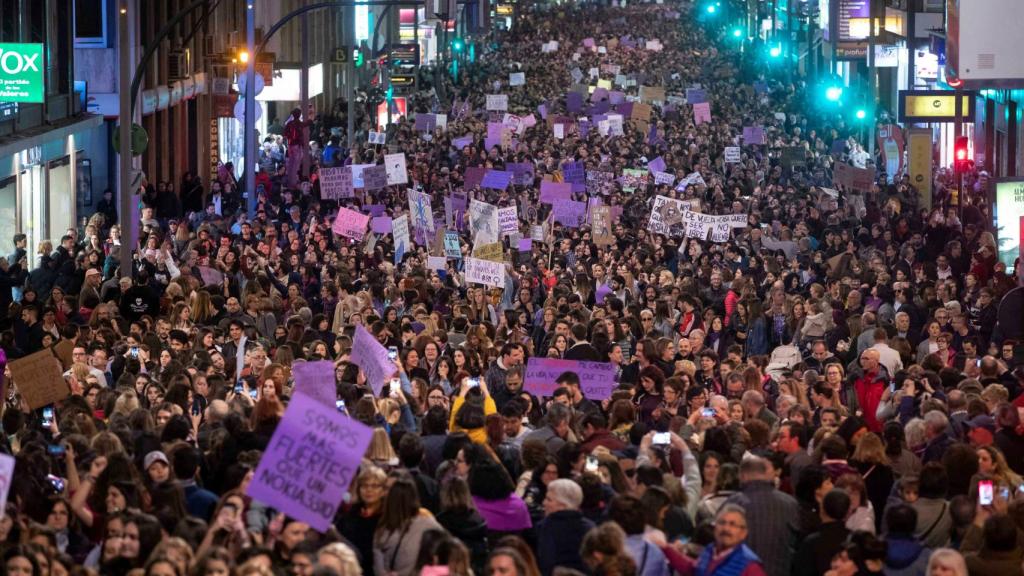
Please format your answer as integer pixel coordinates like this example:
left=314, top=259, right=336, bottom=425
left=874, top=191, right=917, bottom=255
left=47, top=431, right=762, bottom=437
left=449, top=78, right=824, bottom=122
left=522, top=456, right=560, bottom=526
left=120, top=512, right=163, bottom=569
left=373, top=474, right=442, bottom=576
left=794, top=464, right=833, bottom=539
left=882, top=420, right=921, bottom=480
left=486, top=413, right=521, bottom=480
left=449, top=374, right=497, bottom=444
left=463, top=444, right=532, bottom=542
left=994, top=402, right=1024, bottom=475
left=3, top=545, right=41, bottom=576
left=434, top=477, right=488, bottom=575
left=635, top=365, right=666, bottom=427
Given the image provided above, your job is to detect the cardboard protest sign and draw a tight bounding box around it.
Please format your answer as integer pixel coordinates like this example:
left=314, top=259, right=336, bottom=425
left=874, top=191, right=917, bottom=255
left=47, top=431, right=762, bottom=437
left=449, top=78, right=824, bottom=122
left=509, top=72, right=526, bottom=86
left=352, top=324, right=397, bottom=395
left=639, top=85, right=666, bottom=104
left=693, top=102, right=711, bottom=125
left=319, top=166, right=353, bottom=200
left=290, top=361, right=336, bottom=406
left=362, top=165, right=388, bottom=190
left=833, top=162, right=876, bottom=193
left=499, top=206, right=519, bottom=233
left=384, top=154, right=408, bottom=186
left=332, top=207, right=369, bottom=240
left=486, top=94, right=508, bottom=111
left=469, top=199, right=500, bottom=244
left=247, top=393, right=373, bottom=532
left=9, top=350, right=68, bottom=410
left=524, top=358, right=618, bottom=399
left=647, top=195, right=691, bottom=237
left=631, top=103, right=652, bottom=122
left=592, top=206, right=614, bottom=245
left=724, top=147, right=741, bottom=163
left=473, top=242, right=505, bottom=262
left=464, top=257, right=506, bottom=288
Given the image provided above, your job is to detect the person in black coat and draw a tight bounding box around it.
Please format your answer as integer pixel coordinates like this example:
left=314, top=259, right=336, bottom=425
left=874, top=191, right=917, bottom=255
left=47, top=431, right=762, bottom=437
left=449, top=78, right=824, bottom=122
left=435, top=477, right=490, bottom=575
left=792, top=490, right=852, bottom=576
left=535, top=479, right=595, bottom=576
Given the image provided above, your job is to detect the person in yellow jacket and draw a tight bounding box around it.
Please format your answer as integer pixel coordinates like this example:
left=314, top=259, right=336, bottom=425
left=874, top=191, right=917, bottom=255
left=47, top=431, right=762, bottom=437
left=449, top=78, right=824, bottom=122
left=449, top=374, right=497, bottom=444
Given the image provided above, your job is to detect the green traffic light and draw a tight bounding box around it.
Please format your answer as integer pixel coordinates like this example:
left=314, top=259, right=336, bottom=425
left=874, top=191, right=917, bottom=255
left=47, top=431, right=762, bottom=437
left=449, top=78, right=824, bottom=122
left=354, top=48, right=364, bottom=67
left=825, top=86, right=843, bottom=102
left=855, top=109, right=866, bottom=120
left=706, top=4, right=716, bottom=13
left=452, top=38, right=464, bottom=52
left=769, top=45, right=781, bottom=58
left=385, top=84, right=394, bottom=102
left=732, top=28, right=743, bottom=38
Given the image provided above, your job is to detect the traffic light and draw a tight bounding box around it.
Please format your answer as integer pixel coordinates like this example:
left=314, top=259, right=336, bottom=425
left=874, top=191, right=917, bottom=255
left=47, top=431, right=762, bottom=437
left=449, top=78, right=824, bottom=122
left=954, top=136, right=971, bottom=172
left=855, top=108, right=867, bottom=120
left=452, top=38, right=465, bottom=52
left=825, top=86, right=843, bottom=102
left=706, top=4, right=717, bottom=13
left=385, top=83, right=394, bottom=102
left=768, top=45, right=782, bottom=58
left=731, top=27, right=743, bottom=38
left=353, top=47, right=365, bottom=68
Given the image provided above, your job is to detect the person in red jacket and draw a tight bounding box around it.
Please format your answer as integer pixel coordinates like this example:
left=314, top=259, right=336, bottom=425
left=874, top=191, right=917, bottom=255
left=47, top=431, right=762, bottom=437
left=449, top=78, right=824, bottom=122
left=854, top=349, right=889, bottom=433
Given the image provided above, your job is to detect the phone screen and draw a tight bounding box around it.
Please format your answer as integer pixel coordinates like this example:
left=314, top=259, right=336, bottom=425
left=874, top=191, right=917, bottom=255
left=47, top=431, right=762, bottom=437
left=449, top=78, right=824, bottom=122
left=467, top=378, right=480, bottom=388
left=585, top=456, right=599, bottom=473
left=701, top=408, right=716, bottom=418
left=388, top=346, right=399, bottom=361
left=653, top=432, right=671, bottom=445
left=979, top=480, right=994, bottom=506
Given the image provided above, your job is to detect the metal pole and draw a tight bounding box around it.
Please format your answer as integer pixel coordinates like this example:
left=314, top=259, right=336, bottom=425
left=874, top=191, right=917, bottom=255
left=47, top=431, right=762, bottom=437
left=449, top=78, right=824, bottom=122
left=301, top=4, right=310, bottom=178
left=386, top=7, right=393, bottom=126
left=954, top=87, right=962, bottom=211
left=907, top=0, right=916, bottom=90
left=118, top=2, right=133, bottom=279
left=867, top=0, right=876, bottom=157
left=244, top=2, right=257, bottom=219
left=346, top=11, right=355, bottom=148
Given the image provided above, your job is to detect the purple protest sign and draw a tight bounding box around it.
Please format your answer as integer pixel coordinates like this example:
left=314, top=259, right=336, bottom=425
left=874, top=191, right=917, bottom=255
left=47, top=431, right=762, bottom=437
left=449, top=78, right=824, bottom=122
left=616, top=102, right=634, bottom=118
left=537, top=103, right=549, bottom=119
left=523, top=358, right=618, bottom=399
left=414, top=114, right=436, bottom=132
left=290, top=360, right=336, bottom=406
left=361, top=204, right=386, bottom=217
left=561, top=160, right=586, bottom=193
left=591, top=87, right=609, bottom=102
left=371, top=216, right=393, bottom=234
left=742, top=126, right=766, bottom=145
left=486, top=122, right=504, bottom=150
left=609, top=91, right=625, bottom=105
left=582, top=37, right=595, bottom=48
left=352, top=324, right=397, bottom=395
left=508, top=163, right=535, bottom=186
left=648, top=156, right=667, bottom=174
left=553, top=199, right=587, bottom=228
left=589, top=100, right=610, bottom=115
left=595, top=283, right=613, bottom=306
left=518, top=238, right=532, bottom=252
left=540, top=181, right=572, bottom=204
left=685, top=88, right=707, bottom=104
left=481, top=170, right=513, bottom=190
left=566, top=92, right=584, bottom=114
left=452, top=135, right=474, bottom=150
left=247, top=394, right=373, bottom=532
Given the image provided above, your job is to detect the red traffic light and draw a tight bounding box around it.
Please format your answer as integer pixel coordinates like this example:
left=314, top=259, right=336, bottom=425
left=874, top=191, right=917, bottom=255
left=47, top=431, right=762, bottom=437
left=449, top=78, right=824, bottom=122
left=954, top=136, right=969, bottom=160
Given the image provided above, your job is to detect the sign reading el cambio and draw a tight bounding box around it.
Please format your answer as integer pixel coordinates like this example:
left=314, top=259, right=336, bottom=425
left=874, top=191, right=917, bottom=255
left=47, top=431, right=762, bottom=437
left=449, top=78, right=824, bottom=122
left=898, top=90, right=976, bottom=123
left=0, top=43, right=44, bottom=103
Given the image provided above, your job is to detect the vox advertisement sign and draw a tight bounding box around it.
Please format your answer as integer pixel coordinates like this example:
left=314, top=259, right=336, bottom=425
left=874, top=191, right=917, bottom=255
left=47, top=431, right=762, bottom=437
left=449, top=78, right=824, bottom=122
left=0, top=43, right=45, bottom=103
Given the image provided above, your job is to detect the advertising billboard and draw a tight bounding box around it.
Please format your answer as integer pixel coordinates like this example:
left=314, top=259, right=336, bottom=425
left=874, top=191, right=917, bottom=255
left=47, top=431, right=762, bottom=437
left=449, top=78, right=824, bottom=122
left=0, top=43, right=45, bottom=103
left=995, top=179, right=1024, bottom=272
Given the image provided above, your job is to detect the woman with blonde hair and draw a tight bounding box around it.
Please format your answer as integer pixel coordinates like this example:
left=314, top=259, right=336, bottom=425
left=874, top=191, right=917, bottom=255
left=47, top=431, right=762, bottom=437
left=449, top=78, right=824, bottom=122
left=112, top=390, right=142, bottom=418
left=926, top=548, right=967, bottom=576
left=318, top=542, right=362, bottom=576
left=850, top=432, right=894, bottom=533
left=975, top=444, right=1023, bottom=493
left=366, top=428, right=399, bottom=468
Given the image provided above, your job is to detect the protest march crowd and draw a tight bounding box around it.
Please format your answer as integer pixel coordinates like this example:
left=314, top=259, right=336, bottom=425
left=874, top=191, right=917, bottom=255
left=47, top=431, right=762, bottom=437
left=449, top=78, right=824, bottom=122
left=0, top=1, right=1023, bottom=576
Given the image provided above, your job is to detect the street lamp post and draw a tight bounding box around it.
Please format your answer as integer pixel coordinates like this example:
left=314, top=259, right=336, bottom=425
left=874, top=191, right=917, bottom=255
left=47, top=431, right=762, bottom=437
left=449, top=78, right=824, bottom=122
left=118, top=2, right=132, bottom=279
left=244, top=3, right=257, bottom=219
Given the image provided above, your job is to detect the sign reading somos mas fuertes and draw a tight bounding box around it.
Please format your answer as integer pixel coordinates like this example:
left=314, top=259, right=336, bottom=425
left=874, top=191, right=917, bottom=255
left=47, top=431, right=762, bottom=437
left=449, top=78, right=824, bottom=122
left=0, top=44, right=44, bottom=103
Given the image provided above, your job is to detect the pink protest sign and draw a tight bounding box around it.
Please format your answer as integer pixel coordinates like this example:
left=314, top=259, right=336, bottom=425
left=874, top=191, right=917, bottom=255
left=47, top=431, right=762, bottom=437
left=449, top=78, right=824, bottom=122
left=246, top=393, right=373, bottom=532
left=693, top=102, right=711, bottom=125
left=540, top=181, right=572, bottom=204
left=332, top=207, right=369, bottom=239
left=290, top=360, right=336, bottom=407
left=523, top=358, right=618, bottom=400
left=351, top=324, right=396, bottom=395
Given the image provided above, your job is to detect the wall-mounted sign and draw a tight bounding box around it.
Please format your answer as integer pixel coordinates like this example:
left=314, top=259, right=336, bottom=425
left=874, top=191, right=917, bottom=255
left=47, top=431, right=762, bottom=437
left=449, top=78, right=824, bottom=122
left=994, top=179, right=1024, bottom=272
left=388, top=44, right=420, bottom=66
left=835, top=42, right=867, bottom=60
left=898, top=90, right=976, bottom=123
left=0, top=43, right=45, bottom=103
left=838, top=0, right=870, bottom=41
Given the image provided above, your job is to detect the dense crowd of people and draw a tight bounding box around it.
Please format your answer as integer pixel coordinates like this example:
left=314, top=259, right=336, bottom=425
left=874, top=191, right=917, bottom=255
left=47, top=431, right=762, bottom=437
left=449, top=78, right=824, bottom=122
left=0, top=1, right=1022, bottom=576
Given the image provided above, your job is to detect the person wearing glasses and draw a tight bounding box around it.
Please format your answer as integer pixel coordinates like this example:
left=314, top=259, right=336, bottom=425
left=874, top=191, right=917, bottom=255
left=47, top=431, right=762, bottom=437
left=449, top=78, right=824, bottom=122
left=651, top=504, right=768, bottom=576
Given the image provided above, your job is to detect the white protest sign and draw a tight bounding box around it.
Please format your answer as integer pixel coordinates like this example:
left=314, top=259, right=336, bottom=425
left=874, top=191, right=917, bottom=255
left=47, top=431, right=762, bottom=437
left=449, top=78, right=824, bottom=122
left=369, top=131, right=387, bottom=145
left=509, top=72, right=526, bottom=86
left=384, top=153, right=408, bottom=185
left=465, top=257, right=506, bottom=288
left=499, top=206, right=519, bottom=234
left=469, top=199, right=500, bottom=244
left=392, top=214, right=410, bottom=251
left=486, top=94, right=509, bottom=111
left=724, top=147, right=741, bottom=163
left=427, top=256, right=447, bottom=270
left=554, top=124, right=565, bottom=139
